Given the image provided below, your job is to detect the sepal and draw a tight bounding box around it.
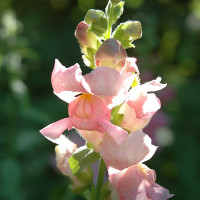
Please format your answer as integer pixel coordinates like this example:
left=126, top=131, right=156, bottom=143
left=70, top=167, right=93, bottom=195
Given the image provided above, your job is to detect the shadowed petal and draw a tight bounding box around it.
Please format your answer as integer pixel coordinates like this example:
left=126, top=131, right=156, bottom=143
left=78, top=130, right=104, bottom=152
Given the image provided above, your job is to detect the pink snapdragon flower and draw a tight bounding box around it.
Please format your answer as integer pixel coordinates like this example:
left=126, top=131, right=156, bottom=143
left=115, top=77, right=167, bottom=132
left=100, top=130, right=157, bottom=170
left=108, top=164, right=173, bottom=200
left=40, top=59, right=134, bottom=144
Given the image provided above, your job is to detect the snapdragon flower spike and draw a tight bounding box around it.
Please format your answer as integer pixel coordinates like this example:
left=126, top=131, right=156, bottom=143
left=117, top=77, right=167, bottom=132
left=108, top=164, right=173, bottom=200
left=100, top=130, right=157, bottom=170
left=40, top=59, right=133, bottom=144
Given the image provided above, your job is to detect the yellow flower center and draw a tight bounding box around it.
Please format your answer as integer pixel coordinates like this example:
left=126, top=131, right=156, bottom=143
left=74, top=94, right=93, bottom=119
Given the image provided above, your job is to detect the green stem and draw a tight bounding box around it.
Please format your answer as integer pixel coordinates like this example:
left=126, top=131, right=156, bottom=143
left=94, top=157, right=106, bottom=200
left=105, top=2, right=115, bottom=39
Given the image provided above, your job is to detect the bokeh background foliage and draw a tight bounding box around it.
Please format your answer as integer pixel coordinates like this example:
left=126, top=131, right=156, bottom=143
left=0, top=0, right=200, bottom=199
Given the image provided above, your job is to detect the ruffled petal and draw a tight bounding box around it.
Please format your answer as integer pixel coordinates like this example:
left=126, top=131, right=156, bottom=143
left=127, top=92, right=161, bottom=119
left=100, top=130, right=157, bottom=170
left=40, top=118, right=72, bottom=141
left=141, top=77, right=167, bottom=92
left=123, top=57, right=139, bottom=74
left=83, top=66, right=135, bottom=108
left=117, top=102, right=151, bottom=131
left=108, top=164, right=173, bottom=200
left=51, top=59, right=86, bottom=103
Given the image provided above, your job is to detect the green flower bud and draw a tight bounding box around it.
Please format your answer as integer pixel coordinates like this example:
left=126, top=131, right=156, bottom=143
left=111, top=0, right=122, bottom=5
left=125, top=21, right=142, bottom=40
left=113, top=21, right=142, bottom=48
left=85, top=9, right=108, bottom=37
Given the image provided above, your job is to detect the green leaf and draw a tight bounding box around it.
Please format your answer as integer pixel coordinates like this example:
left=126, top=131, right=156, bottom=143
left=105, top=1, right=111, bottom=16
left=112, top=1, right=124, bottom=24
left=69, top=146, right=100, bottom=176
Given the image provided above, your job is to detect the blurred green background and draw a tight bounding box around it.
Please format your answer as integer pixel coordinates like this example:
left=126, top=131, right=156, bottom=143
left=0, top=0, right=200, bottom=199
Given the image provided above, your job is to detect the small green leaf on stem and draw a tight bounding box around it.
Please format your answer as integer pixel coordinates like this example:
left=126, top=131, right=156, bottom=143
left=69, top=146, right=100, bottom=176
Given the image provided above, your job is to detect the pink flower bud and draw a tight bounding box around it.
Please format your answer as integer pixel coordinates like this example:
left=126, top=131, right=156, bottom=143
left=75, top=21, right=101, bottom=59
left=55, top=136, right=77, bottom=178
left=95, top=38, right=127, bottom=72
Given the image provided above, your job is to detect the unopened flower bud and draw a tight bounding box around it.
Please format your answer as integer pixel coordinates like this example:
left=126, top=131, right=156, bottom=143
left=113, top=21, right=142, bottom=48
left=125, top=21, right=142, bottom=40
left=95, top=38, right=127, bottom=72
left=85, top=9, right=108, bottom=37
left=111, top=0, right=121, bottom=5
left=55, top=137, right=93, bottom=194
left=75, top=21, right=101, bottom=68
left=55, top=136, right=77, bottom=178
left=75, top=21, right=100, bottom=51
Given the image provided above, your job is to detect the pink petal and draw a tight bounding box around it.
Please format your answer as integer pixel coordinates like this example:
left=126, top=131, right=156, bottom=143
left=146, top=183, right=174, bottom=200
left=98, top=120, right=128, bottom=145
left=68, top=94, right=111, bottom=132
left=109, top=165, right=145, bottom=199
left=83, top=66, right=135, bottom=108
left=141, top=77, right=167, bottom=92
left=40, top=118, right=72, bottom=140
left=117, top=102, right=151, bottom=131
left=100, top=130, right=157, bottom=170
left=123, top=57, right=139, bottom=74
left=108, top=164, right=173, bottom=200
left=78, top=129, right=104, bottom=152
left=127, top=92, right=161, bottom=119
left=51, top=59, right=86, bottom=103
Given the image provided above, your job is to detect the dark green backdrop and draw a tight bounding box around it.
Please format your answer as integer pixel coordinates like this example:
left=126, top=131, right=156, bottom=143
left=0, top=0, right=200, bottom=199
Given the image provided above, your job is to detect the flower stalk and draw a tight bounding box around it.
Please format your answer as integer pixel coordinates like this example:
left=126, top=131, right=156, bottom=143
left=94, top=158, right=106, bottom=200
left=105, top=1, right=115, bottom=39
